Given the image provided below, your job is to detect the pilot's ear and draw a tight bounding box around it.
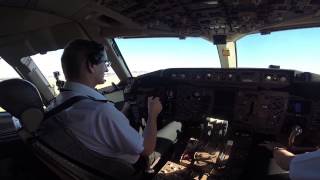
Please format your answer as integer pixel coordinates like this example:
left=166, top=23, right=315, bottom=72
left=86, top=59, right=95, bottom=73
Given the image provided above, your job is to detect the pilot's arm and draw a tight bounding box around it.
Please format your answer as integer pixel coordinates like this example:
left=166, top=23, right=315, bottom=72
left=289, top=149, right=320, bottom=180
left=141, top=97, right=162, bottom=156
left=272, top=147, right=295, bottom=171
left=260, top=142, right=295, bottom=170
left=100, top=96, right=162, bottom=157
left=262, top=142, right=320, bottom=179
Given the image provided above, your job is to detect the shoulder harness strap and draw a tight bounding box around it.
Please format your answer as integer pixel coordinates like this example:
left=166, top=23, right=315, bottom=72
left=44, top=96, right=89, bottom=120
left=44, top=95, right=114, bottom=120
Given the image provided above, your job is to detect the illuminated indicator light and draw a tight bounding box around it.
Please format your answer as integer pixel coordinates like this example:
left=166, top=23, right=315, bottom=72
left=266, top=75, right=272, bottom=80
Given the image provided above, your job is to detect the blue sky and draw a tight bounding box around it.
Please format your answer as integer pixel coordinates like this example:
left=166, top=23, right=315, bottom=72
left=237, top=27, right=320, bottom=73
left=1, top=27, right=319, bottom=79
left=116, top=27, right=320, bottom=74
left=116, top=37, right=220, bottom=72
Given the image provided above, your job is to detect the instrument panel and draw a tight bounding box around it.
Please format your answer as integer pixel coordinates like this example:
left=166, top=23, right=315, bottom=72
left=128, top=68, right=320, bottom=135
left=162, top=68, right=309, bottom=84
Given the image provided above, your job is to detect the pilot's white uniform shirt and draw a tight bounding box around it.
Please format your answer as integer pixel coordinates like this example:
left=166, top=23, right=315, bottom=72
left=290, top=149, right=320, bottom=180
left=47, top=81, right=144, bottom=164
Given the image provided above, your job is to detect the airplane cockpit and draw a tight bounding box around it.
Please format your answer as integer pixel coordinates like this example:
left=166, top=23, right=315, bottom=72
left=1, top=0, right=320, bottom=179
left=121, top=67, right=320, bottom=179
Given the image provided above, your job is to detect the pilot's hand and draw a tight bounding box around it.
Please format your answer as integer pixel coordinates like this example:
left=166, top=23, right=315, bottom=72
left=259, top=141, right=286, bottom=151
left=260, top=141, right=295, bottom=171
left=148, top=96, right=162, bottom=119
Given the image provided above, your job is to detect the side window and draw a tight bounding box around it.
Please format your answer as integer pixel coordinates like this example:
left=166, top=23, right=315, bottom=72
left=31, top=50, right=120, bottom=92
left=32, top=50, right=65, bottom=96
left=0, top=57, right=21, bottom=112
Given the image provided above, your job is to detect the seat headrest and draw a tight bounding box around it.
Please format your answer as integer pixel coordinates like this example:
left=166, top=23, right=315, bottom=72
left=0, top=79, right=44, bottom=132
left=21, top=108, right=44, bottom=132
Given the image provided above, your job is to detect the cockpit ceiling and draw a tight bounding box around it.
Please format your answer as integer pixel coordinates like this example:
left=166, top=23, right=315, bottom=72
left=100, top=0, right=320, bottom=40
left=1, top=0, right=320, bottom=59
left=1, top=0, right=320, bottom=40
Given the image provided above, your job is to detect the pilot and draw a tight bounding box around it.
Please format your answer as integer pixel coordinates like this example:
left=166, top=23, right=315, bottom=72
left=47, top=39, right=181, bottom=168
left=261, top=141, right=320, bottom=180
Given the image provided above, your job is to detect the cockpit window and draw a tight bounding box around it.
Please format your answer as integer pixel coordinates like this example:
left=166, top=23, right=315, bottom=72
left=115, top=38, right=220, bottom=76
left=32, top=49, right=65, bottom=83
left=237, top=27, right=320, bottom=74
left=0, top=57, right=21, bottom=80
left=0, top=57, right=21, bottom=112
left=31, top=50, right=120, bottom=91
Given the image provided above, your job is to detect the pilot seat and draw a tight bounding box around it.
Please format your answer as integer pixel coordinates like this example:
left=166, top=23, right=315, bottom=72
left=0, top=79, right=144, bottom=180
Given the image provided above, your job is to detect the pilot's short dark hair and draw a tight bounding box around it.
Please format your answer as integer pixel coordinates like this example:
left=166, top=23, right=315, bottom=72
left=61, top=39, right=105, bottom=80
